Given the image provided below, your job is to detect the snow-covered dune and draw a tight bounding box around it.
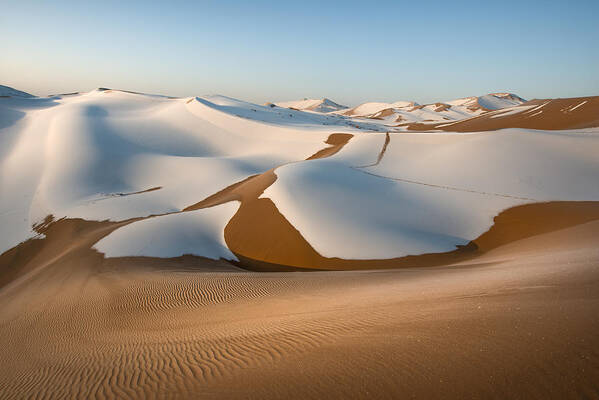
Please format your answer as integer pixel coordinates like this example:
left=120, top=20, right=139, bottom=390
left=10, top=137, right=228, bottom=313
left=0, top=88, right=381, bottom=254
left=335, top=93, right=526, bottom=127
left=262, top=129, right=599, bottom=260
left=94, top=202, right=239, bottom=260
left=411, top=96, right=599, bottom=132
left=1, top=86, right=598, bottom=267
left=0, top=84, right=35, bottom=98
left=446, top=93, right=526, bottom=111
left=273, top=98, right=347, bottom=113
left=338, top=101, right=418, bottom=117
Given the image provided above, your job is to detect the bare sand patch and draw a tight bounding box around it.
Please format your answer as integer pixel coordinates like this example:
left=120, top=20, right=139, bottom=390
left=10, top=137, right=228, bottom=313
left=306, top=133, right=353, bottom=160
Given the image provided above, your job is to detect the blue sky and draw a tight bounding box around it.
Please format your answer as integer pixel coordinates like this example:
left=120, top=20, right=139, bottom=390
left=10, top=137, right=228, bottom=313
left=1, top=0, right=598, bottom=105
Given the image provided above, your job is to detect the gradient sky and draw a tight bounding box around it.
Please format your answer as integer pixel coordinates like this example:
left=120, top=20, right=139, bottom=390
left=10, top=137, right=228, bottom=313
left=2, top=0, right=598, bottom=105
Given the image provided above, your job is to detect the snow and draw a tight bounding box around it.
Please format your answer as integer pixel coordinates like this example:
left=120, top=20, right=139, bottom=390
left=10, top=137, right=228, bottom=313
left=477, top=93, right=526, bottom=110
left=193, top=95, right=383, bottom=132
left=341, top=102, right=408, bottom=117
left=445, top=96, right=477, bottom=107
left=390, top=101, right=416, bottom=108
left=2, top=85, right=597, bottom=263
left=447, top=93, right=526, bottom=110
left=0, top=89, right=384, bottom=254
left=274, top=98, right=347, bottom=113
left=488, top=105, right=536, bottom=118
left=523, top=101, right=550, bottom=114
left=568, top=101, right=588, bottom=112
left=0, top=85, right=34, bottom=98
left=366, top=129, right=599, bottom=202
left=341, top=93, right=525, bottom=127
left=262, top=129, right=599, bottom=259
left=398, top=104, right=481, bottom=123
left=338, top=100, right=479, bottom=126
left=94, top=202, right=239, bottom=259
left=262, top=158, right=519, bottom=259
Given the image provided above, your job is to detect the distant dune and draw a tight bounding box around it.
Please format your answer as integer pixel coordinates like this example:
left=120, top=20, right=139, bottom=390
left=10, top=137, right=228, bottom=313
left=446, top=92, right=527, bottom=111
left=331, top=93, right=527, bottom=126
left=0, top=84, right=34, bottom=98
left=1, top=85, right=598, bottom=399
left=407, top=96, right=599, bottom=131
left=273, top=98, right=347, bottom=113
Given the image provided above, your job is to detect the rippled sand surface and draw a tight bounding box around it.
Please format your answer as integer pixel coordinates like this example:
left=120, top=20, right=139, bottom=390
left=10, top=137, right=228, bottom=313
left=1, top=220, right=598, bottom=399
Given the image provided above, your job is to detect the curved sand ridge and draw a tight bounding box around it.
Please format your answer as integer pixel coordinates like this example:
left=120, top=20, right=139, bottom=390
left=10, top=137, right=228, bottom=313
left=225, top=199, right=599, bottom=271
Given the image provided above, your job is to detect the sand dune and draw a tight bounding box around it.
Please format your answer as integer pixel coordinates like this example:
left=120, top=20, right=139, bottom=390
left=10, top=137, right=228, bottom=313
left=408, top=96, right=599, bottom=131
left=0, top=89, right=386, bottom=254
left=335, top=93, right=526, bottom=127
left=262, top=129, right=599, bottom=261
left=273, top=98, right=347, bottom=113
left=0, top=84, right=34, bottom=98
left=0, top=219, right=597, bottom=399
left=1, top=86, right=599, bottom=398
left=446, top=92, right=526, bottom=111
left=2, top=88, right=599, bottom=271
left=339, top=100, right=418, bottom=117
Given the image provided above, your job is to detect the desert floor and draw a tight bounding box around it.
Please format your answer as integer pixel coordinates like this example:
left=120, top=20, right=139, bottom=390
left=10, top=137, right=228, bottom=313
left=0, top=218, right=597, bottom=399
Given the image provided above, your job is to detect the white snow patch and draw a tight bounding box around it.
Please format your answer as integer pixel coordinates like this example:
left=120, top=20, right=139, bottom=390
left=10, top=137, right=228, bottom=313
left=262, top=129, right=599, bottom=260
left=488, top=105, right=535, bottom=118
left=262, top=159, right=519, bottom=259
left=568, top=101, right=588, bottom=112
left=94, top=202, right=239, bottom=260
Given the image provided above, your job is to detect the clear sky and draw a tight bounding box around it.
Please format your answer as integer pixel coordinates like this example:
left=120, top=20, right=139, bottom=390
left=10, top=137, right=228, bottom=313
left=1, top=0, right=598, bottom=105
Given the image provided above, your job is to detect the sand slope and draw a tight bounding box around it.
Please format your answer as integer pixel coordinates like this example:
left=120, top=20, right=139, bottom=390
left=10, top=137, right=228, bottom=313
left=0, top=219, right=597, bottom=399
